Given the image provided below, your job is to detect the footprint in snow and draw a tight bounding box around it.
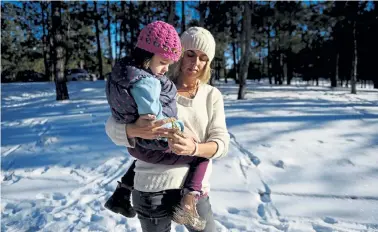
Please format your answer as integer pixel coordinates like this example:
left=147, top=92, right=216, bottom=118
left=336, top=158, right=355, bottom=167
left=323, top=216, right=338, bottom=224
left=90, top=214, right=103, bottom=222
left=52, top=192, right=66, bottom=201
left=274, top=160, right=285, bottom=169
left=2, top=173, right=21, bottom=185
left=228, top=207, right=240, bottom=214
left=259, top=192, right=271, bottom=203
left=257, top=204, right=266, bottom=219
left=228, top=207, right=252, bottom=217
left=261, top=144, right=272, bottom=148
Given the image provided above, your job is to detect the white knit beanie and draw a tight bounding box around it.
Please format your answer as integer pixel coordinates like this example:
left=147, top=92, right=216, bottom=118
left=181, top=27, right=216, bottom=62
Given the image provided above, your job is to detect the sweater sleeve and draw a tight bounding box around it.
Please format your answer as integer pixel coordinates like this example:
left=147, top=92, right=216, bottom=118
left=206, top=88, right=230, bottom=159
left=105, top=115, right=136, bottom=148
left=129, top=76, right=164, bottom=120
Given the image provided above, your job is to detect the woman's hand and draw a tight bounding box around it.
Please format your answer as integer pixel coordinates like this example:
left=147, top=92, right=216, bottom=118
left=126, top=115, right=170, bottom=140
left=167, top=132, right=197, bottom=156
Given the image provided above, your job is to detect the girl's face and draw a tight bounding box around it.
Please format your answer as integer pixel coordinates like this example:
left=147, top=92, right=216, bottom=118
left=180, top=50, right=208, bottom=79
left=149, top=55, right=174, bottom=77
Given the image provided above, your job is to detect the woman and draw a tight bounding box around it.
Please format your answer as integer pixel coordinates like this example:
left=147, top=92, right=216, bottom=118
left=105, top=27, right=230, bottom=232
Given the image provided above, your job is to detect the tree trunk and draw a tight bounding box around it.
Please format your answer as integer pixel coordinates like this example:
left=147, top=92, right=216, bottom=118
left=41, top=2, right=50, bottom=81
left=51, top=1, right=69, bottom=100
left=120, top=2, right=126, bottom=58
left=64, top=3, right=71, bottom=67
left=167, top=1, right=175, bottom=25
left=232, top=41, right=238, bottom=83
left=331, top=52, right=339, bottom=87
left=129, top=2, right=135, bottom=55
left=115, top=20, right=120, bottom=60
left=374, top=80, right=378, bottom=89
left=224, top=65, right=228, bottom=83
left=287, top=51, right=293, bottom=85
left=351, top=21, right=357, bottom=94
left=94, top=2, right=103, bottom=80
left=267, top=29, right=272, bottom=84
left=238, top=2, right=252, bottom=100
left=198, top=2, right=206, bottom=27
left=181, top=1, right=186, bottom=33
left=47, top=2, right=54, bottom=82
left=107, top=1, right=114, bottom=67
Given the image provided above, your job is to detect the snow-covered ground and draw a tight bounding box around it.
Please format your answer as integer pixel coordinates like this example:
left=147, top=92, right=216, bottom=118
left=2, top=80, right=378, bottom=232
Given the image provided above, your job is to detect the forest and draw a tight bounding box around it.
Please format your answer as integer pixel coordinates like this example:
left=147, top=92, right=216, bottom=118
left=1, top=1, right=377, bottom=99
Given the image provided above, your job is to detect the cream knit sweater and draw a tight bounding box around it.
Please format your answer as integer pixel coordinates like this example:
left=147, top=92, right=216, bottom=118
left=105, top=84, right=230, bottom=193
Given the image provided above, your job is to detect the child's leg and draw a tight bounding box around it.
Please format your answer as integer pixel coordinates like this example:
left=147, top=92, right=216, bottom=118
left=121, top=160, right=136, bottom=189
left=172, top=158, right=209, bottom=230
left=104, top=160, right=137, bottom=218
left=183, top=158, right=209, bottom=193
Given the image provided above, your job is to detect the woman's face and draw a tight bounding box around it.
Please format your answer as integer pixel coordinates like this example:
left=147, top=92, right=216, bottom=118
left=180, top=50, right=209, bottom=79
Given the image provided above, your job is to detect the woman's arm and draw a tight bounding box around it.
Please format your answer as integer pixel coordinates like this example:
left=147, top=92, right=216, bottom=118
left=204, top=88, right=230, bottom=159
left=157, top=89, right=230, bottom=159
left=105, top=116, right=136, bottom=147
left=166, top=133, right=221, bottom=159
left=196, top=141, right=218, bottom=159
left=105, top=115, right=168, bottom=147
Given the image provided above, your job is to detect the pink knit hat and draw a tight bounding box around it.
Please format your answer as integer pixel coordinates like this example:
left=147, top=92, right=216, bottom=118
left=136, top=21, right=182, bottom=62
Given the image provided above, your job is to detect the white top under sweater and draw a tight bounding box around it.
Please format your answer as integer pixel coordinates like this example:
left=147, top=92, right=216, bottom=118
left=105, top=84, right=230, bottom=193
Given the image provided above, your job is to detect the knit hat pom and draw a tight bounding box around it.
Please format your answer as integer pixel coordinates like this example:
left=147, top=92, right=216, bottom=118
left=136, top=21, right=182, bottom=62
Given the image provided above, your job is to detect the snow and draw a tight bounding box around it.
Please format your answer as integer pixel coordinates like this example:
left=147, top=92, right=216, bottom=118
left=2, top=80, right=378, bottom=231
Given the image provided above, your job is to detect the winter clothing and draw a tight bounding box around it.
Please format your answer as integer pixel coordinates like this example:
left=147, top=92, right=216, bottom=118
left=173, top=192, right=206, bottom=231
left=181, top=27, right=216, bottom=62
left=129, top=75, right=185, bottom=134
left=104, top=182, right=136, bottom=218
left=132, top=189, right=216, bottom=232
left=106, top=57, right=177, bottom=126
left=104, top=161, right=136, bottom=218
left=106, top=84, right=229, bottom=193
left=105, top=58, right=210, bottom=226
left=106, top=57, right=179, bottom=150
left=105, top=25, right=229, bottom=231
left=136, top=21, right=182, bottom=62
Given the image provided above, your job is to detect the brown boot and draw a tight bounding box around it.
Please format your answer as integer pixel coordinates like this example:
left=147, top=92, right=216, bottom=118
left=172, top=192, right=206, bottom=231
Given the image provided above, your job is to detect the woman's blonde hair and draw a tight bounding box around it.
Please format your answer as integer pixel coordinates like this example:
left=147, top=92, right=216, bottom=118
left=169, top=51, right=212, bottom=84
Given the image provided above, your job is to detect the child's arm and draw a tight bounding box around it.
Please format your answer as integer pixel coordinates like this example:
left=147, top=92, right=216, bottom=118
left=129, top=76, right=164, bottom=120
left=130, top=76, right=182, bottom=130
left=130, top=76, right=179, bottom=151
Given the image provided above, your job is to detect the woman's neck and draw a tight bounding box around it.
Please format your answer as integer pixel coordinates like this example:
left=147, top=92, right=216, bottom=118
left=177, top=76, right=199, bottom=89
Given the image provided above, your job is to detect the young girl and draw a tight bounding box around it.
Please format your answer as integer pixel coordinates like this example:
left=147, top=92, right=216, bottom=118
left=105, top=21, right=208, bottom=230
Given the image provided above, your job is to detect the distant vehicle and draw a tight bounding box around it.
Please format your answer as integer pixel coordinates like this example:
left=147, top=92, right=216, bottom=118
left=15, top=70, right=47, bottom=82
left=65, top=69, right=91, bottom=81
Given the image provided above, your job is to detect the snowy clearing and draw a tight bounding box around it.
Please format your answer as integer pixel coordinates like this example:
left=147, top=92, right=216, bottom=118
left=2, top=80, right=378, bottom=232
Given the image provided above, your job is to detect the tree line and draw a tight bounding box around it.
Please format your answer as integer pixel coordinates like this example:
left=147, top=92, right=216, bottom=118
left=1, top=1, right=377, bottom=100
